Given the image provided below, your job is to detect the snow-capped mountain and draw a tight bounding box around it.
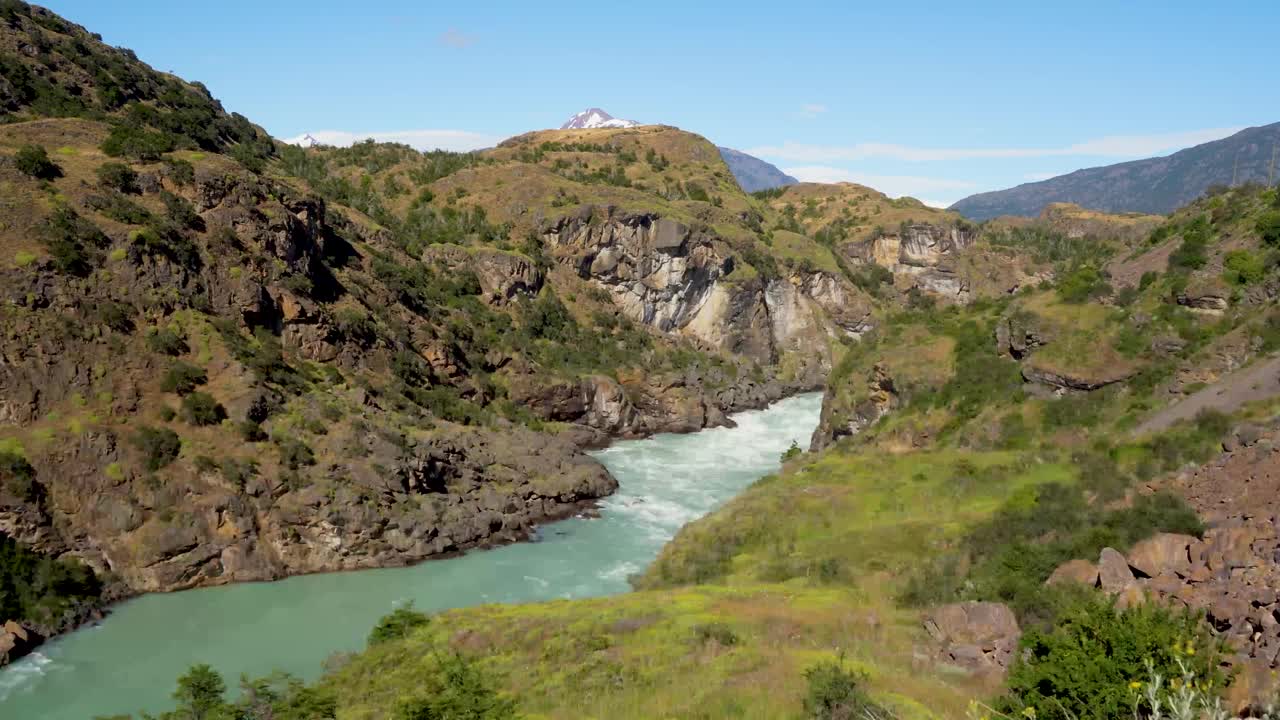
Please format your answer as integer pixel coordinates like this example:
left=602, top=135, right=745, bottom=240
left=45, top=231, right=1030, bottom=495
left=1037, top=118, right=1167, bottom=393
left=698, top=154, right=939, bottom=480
left=560, top=108, right=640, bottom=130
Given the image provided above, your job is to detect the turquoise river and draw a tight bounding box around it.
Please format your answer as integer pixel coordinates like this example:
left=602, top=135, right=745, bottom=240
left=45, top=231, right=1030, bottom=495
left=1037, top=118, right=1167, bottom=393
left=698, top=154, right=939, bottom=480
left=0, top=393, right=823, bottom=719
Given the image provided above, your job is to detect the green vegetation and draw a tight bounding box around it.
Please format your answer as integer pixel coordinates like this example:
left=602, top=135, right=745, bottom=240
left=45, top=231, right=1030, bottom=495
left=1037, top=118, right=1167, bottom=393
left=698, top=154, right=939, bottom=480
left=132, top=426, right=182, bottom=471
left=160, top=362, right=207, bottom=395
left=41, top=206, right=110, bottom=276
left=14, top=144, right=61, bottom=179
left=0, top=531, right=102, bottom=626
left=180, top=392, right=226, bottom=426
left=804, top=659, right=893, bottom=720
left=95, top=162, right=139, bottom=193
left=367, top=604, right=430, bottom=646
left=993, top=595, right=1223, bottom=720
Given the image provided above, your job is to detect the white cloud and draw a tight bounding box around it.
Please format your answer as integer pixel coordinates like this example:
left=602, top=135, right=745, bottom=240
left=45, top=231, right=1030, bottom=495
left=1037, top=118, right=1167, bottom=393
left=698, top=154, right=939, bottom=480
left=283, top=129, right=503, bottom=152
left=749, top=126, right=1243, bottom=163
left=799, top=103, right=828, bottom=118
left=438, top=28, right=476, bottom=48
left=784, top=165, right=977, bottom=205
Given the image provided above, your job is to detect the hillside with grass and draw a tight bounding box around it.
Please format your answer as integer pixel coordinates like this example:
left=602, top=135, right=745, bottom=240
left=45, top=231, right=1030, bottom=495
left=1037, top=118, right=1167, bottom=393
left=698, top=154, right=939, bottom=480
left=114, top=180, right=1280, bottom=719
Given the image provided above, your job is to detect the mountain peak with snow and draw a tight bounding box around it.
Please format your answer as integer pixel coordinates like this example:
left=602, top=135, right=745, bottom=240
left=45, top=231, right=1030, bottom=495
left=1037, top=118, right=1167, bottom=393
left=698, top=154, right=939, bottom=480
left=560, top=108, right=640, bottom=130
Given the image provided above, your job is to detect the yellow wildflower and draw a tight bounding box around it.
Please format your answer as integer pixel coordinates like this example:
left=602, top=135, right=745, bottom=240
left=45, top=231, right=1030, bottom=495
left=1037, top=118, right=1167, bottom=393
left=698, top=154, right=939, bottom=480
left=1021, top=707, right=1037, bottom=719
left=1129, top=681, right=1142, bottom=690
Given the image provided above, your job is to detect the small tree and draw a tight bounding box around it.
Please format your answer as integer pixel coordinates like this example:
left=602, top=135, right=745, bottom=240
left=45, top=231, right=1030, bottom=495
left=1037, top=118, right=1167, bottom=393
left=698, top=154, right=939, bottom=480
left=14, top=144, right=61, bottom=179
left=181, top=392, right=226, bottom=426
left=132, top=426, right=182, bottom=471
left=171, top=664, right=228, bottom=720
left=161, top=362, right=208, bottom=395
left=368, top=603, right=430, bottom=645
left=95, top=162, right=139, bottom=193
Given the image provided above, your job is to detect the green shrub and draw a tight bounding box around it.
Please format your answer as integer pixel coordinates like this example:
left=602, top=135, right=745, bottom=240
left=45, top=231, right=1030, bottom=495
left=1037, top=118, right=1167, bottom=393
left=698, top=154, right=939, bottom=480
left=101, top=123, right=174, bottom=161
left=1258, top=210, right=1280, bottom=246
left=180, top=392, right=226, bottom=426
left=41, top=207, right=108, bottom=276
left=1056, top=265, right=1110, bottom=303
left=1223, top=249, right=1265, bottom=285
left=146, top=327, right=189, bottom=356
left=1138, top=270, right=1160, bottom=290
left=160, top=361, right=207, bottom=395
left=901, top=484, right=1202, bottom=624
left=1168, top=216, right=1211, bottom=271
left=94, top=162, right=139, bottom=193
left=96, top=301, right=134, bottom=333
left=132, top=426, right=182, bottom=471
left=237, top=421, right=267, bottom=442
left=277, top=437, right=316, bottom=469
left=692, top=622, right=739, bottom=647
left=0, top=450, right=38, bottom=502
left=0, top=533, right=101, bottom=624
left=161, top=191, right=202, bottom=230
left=993, top=594, right=1224, bottom=720
left=803, top=659, right=891, bottom=720
left=780, top=440, right=802, bottom=462
left=392, top=652, right=517, bottom=720
left=14, top=144, right=60, bottom=179
left=87, top=191, right=152, bottom=225
left=163, top=157, right=195, bottom=186
left=368, top=604, right=431, bottom=646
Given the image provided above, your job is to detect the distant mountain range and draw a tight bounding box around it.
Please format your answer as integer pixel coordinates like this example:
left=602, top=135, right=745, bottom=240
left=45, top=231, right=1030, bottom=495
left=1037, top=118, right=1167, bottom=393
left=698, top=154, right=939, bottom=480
left=558, top=108, right=797, bottom=193
left=951, top=122, right=1280, bottom=220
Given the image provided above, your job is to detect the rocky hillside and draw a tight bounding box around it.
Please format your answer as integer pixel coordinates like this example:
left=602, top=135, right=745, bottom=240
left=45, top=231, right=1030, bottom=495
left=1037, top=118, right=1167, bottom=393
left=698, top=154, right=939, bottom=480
left=717, top=146, right=797, bottom=193
left=126, top=185, right=1280, bottom=720
left=0, top=0, right=909, bottom=663
left=952, top=122, right=1280, bottom=219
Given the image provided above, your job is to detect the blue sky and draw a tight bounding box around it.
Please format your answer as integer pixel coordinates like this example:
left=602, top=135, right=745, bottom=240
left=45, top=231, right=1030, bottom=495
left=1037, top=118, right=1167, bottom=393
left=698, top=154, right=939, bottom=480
left=43, top=0, right=1280, bottom=207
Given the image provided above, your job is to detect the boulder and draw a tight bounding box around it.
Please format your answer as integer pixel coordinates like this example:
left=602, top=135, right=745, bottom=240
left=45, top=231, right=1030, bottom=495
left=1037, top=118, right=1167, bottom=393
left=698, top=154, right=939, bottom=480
left=1098, top=547, right=1135, bottom=592
left=923, top=602, right=1020, bottom=673
left=1127, top=533, right=1195, bottom=578
left=1046, top=558, right=1099, bottom=587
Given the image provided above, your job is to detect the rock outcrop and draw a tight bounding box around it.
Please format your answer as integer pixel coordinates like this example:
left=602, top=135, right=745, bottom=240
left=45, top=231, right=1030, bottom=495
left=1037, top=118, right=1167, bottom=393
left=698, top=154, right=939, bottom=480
left=542, top=206, right=870, bottom=380
left=923, top=601, right=1021, bottom=675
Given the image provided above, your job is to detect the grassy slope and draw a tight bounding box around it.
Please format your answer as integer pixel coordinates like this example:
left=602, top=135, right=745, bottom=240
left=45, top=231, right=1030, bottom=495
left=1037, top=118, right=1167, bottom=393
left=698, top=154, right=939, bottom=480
left=317, top=186, right=1280, bottom=720
left=324, top=450, right=1073, bottom=720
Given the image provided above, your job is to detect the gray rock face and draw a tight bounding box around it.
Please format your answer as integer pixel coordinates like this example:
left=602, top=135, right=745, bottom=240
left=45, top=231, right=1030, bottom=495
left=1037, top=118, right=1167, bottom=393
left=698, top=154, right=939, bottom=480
left=1098, top=547, right=1136, bottom=592
left=542, top=207, right=869, bottom=373
left=923, top=601, right=1021, bottom=674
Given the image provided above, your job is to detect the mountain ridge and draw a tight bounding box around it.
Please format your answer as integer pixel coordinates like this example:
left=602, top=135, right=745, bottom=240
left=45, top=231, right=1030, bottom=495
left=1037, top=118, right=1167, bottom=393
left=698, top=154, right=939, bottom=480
left=951, top=122, right=1280, bottom=219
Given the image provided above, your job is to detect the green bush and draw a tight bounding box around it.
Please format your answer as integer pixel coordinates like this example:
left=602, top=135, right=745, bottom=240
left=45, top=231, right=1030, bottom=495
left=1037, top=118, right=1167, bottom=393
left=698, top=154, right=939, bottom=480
left=692, top=622, right=739, bottom=647
left=368, top=604, right=431, bottom=646
left=393, top=653, right=518, bottom=720
left=901, top=484, right=1202, bottom=624
left=780, top=440, right=802, bottom=463
left=132, top=426, right=182, bottom=471
left=160, top=361, right=207, bottom=395
left=277, top=437, right=316, bottom=470
left=146, top=328, right=189, bottom=356
left=1257, top=210, right=1280, bottom=246
left=1223, top=249, right=1265, bottom=286
left=802, top=659, right=891, bottom=720
left=1168, top=216, right=1211, bottom=271
left=181, top=392, right=226, bottom=426
left=0, top=532, right=101, bottom=624
left=1056, top=265, right=1110, bottom=303
left=993, top=594, right=1224, bottom=720
left=0, top=450, right=38, bottom=502
left=42, top=207, right=109, bottom=276
left=14, top=144, right=61, bottom=179
left=87, top=191, right=152, bottom=225
left=101, top=123, right=175, bottom=161
left=94, top=162, right=139, bottom=193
